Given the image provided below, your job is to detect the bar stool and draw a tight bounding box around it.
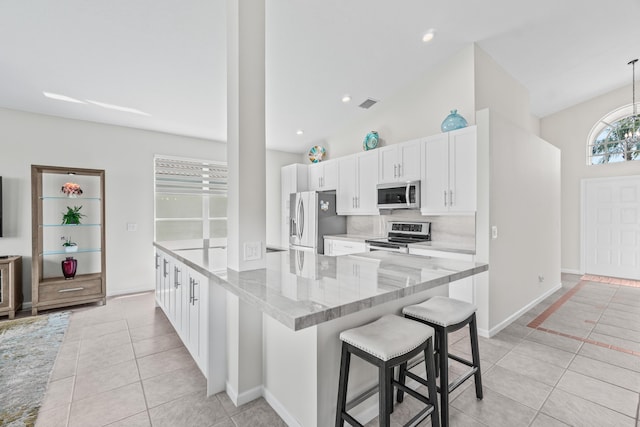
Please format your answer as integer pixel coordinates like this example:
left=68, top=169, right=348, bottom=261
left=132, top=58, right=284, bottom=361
left=400, top=296, right=483, bottom=427
left=336, top=314, right=440, bottom=427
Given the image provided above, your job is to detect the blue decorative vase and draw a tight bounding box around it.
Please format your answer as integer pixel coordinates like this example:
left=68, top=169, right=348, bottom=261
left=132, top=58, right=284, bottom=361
left=441, top=109, right=468, bottom=132
left=363, top=131, right=379, bottom=151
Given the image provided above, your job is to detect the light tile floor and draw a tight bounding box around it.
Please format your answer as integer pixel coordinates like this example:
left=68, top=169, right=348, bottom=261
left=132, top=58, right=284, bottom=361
left=33, top=273, right=640, bottom=426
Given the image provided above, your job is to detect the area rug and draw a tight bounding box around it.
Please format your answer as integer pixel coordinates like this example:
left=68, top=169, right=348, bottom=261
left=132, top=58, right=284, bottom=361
left=0, top=312, right=70, bottom=427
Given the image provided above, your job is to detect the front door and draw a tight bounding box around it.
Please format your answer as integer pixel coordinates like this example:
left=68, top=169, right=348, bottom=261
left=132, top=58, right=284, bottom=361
left=583, top=176, right=640, bottom=280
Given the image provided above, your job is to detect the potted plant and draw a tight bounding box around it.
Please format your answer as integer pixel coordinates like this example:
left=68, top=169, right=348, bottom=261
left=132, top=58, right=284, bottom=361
left=61, top=236, right=78, bottom=253
left=61, top=205, right=85, bottom=225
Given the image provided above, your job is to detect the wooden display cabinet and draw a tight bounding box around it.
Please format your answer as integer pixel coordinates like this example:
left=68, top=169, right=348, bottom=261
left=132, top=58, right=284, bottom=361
left=31, top=165, right=106, bottom=315
left=0, top=256, right=23, bottom=319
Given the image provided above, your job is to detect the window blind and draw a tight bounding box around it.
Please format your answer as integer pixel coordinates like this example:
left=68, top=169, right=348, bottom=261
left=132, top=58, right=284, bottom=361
left=154, top=157, right=227, bottom=195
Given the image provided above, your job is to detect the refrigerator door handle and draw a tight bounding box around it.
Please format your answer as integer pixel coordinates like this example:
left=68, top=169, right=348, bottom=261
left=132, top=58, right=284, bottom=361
left=297, top=197, right=304, bottom=240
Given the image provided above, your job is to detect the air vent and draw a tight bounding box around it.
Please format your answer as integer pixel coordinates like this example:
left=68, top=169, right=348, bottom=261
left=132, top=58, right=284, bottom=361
left=358, top=98, right=378, bottom=109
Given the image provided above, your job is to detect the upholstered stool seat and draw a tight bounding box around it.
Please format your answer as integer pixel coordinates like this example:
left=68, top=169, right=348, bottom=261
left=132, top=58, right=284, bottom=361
left=400, top=296, right=483, bottom=427
left=336, top=314, right=440, bottom=427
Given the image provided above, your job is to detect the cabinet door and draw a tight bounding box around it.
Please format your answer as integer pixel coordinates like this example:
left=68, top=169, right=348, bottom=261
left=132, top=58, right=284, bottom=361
left=398, top=139, right=422, bottom=181
left=337, top=156, right=357, bottom=214
left=421, top=134, right=449, bottom=214
left=356, top=150, right=379, bottom=214
left=378, top=145, right=398, bottom=184
left=308, top=163, right=323, bottom=191
left=322, top=160, right=338, bottom=190
left=449, top=127, right=477, bottom=213
left=170, top=263, right=184, bottom=333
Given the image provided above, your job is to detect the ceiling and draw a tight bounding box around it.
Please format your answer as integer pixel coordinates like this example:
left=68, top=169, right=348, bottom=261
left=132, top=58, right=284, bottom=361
left=1, top=0, right=639, bottom=154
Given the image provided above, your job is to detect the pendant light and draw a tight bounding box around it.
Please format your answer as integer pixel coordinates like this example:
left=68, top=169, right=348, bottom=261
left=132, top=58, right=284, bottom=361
left=624, top=59, right=640, bottom=143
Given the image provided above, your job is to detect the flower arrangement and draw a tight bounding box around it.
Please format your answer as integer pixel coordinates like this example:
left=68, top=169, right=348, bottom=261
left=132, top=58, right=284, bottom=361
left=61, top=236, right=78, bottom=253
left=61, top=182, right=83, bottom=197
left=61, top=236, right=76, bottom=247
left=61, top=206, right=85, bottom=225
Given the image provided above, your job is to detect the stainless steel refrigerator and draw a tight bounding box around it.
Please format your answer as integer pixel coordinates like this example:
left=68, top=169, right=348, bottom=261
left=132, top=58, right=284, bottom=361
left=289, top=191, right=346, bottom=254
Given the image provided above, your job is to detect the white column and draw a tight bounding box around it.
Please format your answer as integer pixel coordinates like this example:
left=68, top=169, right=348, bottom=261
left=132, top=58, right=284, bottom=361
left=226, top=0, right=266, bottom=272
left=225, top=0, right=266, bottom=407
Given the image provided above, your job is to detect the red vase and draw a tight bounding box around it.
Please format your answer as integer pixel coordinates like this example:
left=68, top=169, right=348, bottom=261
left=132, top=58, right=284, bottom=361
left=61, top=257, right=77, bottom=279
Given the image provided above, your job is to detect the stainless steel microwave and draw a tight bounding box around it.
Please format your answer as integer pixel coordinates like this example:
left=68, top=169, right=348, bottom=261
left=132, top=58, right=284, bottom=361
left=376, top=181, right=420, bottom=209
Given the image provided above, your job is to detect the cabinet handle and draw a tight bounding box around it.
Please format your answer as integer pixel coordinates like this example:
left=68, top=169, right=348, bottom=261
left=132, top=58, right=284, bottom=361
left=189, top=277, right=193, bottom=303
left=163, top=259, right=169, bottom=278
left=444, top=190, right=448, bottom=206
left=174, top=266, right=181, bottom=288
left=155, top=254, right=159, bottom=269
left=58, top=287, right=84, bottom=293
left=393, top=164, right=397, bottom=178
left=191, top=278, right=199, bottom=305
left=449, top=190, right=453, bottom=206
left=397, top=163, right=402, bottom=177
left=356, top=197, right=359, bottom=208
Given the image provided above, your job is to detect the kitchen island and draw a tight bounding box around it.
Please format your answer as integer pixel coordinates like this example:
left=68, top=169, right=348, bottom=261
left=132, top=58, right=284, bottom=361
left=153, top=243, right=488, bottom=427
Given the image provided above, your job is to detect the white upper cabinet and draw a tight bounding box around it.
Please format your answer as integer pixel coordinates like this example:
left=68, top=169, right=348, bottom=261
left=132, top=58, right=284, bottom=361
left=337, top=150, right=379, bottom=215
left=421, top=126, right=477, bottom=214
left=378, top=139, right=422, bottom=184
left=308, top=159, right=338, bottom=191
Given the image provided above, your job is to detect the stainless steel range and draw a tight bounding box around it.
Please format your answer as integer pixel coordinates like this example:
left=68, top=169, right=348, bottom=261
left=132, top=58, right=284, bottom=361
left=365, top=221, right=431, bottom=253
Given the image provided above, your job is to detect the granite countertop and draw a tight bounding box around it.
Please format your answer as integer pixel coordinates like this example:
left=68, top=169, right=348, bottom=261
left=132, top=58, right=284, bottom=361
left=154, top=243, right=488, bottom=331
left=407, top=241, right=476, bottom=255
left=323, top=234, right=385, bottom=243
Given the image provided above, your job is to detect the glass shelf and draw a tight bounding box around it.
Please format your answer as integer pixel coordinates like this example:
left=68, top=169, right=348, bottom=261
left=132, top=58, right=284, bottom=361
left=41, top=223, right=101, bottom=227
left=42, top=248, right=102, bottom=256
left=41, top=196, right=101, bottom=201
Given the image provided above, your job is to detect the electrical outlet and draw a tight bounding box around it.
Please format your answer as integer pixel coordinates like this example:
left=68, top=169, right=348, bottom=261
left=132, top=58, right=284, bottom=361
left=126, top=223, right=137, bottom=232
left=244, top=241, right=262, bottom=261
left=491, top=226, right=498, bottom=239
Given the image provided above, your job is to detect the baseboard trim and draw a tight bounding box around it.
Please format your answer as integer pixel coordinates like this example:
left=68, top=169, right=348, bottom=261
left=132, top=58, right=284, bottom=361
left=225, top=381, right=263, bottom=407
left=561, top=268, right=582, bottom=275
left=263, top=387, right=302, bottom=427
left=486, top=282, right=562, bottom=337
left=107, top=286, right=154, bottom=297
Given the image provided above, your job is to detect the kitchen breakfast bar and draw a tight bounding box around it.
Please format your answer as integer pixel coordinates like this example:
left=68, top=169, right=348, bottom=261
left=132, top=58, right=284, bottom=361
left=153, top=243, right=488, bottom=427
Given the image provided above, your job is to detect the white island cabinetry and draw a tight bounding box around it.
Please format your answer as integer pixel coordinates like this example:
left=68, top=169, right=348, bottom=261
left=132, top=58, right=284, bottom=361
left=154, top=248, right=209, bottom=377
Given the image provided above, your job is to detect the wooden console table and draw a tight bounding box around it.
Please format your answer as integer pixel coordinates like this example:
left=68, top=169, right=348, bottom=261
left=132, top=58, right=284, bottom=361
left=0, top=256, right=23, bottom=319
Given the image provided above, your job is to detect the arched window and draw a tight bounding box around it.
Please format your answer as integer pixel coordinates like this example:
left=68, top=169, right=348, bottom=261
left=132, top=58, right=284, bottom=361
left=588, top=104, right=640, bottom=165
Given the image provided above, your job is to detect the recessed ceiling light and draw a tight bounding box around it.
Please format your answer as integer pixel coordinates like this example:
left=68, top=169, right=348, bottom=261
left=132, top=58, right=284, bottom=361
left=43, top=91, right=86, bottom=104
left=296, top=129, right=304, bottom=135
left=342, top=95, right=352, bottom=103
left=86, top=100, right=151, bottom=116
left=422, top=29, right=436, bottom=43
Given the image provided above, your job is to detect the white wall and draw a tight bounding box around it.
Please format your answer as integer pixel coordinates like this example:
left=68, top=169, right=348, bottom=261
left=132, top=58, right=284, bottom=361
left=540, top=84, right=640, bottom=273
left=477, top=110, right=561, bottom=331
left=0, top=107, right=289, bottom=303
left=474, top=45, right=539, bottom=135
left=321, top=45, right=476, bottom=160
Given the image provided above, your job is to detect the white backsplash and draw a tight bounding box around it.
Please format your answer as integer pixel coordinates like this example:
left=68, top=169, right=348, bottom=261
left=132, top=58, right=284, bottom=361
left=347, top=211, right=475, bottom=246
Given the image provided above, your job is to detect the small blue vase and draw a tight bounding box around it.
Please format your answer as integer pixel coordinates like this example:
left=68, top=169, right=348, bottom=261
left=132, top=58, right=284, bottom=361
left=441, top=109, right=468, bottom=132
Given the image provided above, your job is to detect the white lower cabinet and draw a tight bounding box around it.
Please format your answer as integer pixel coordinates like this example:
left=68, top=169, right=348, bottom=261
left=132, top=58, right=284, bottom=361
left=409, top=247, right=475, bottom=304
left=155, top=250, right=208, bottom=377
left=324, top=238, right=367, bottom=256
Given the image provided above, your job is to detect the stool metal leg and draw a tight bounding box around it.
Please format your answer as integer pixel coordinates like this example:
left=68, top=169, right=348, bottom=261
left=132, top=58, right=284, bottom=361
left=424, top=338, right=440, bottom=427
left=378, top=366, right=391, bottom=426
left=469, top=314, right=483, bottom=400
left=438, top=326, right=449, bottom=427
left=335, top=343, right=351, bottom=427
